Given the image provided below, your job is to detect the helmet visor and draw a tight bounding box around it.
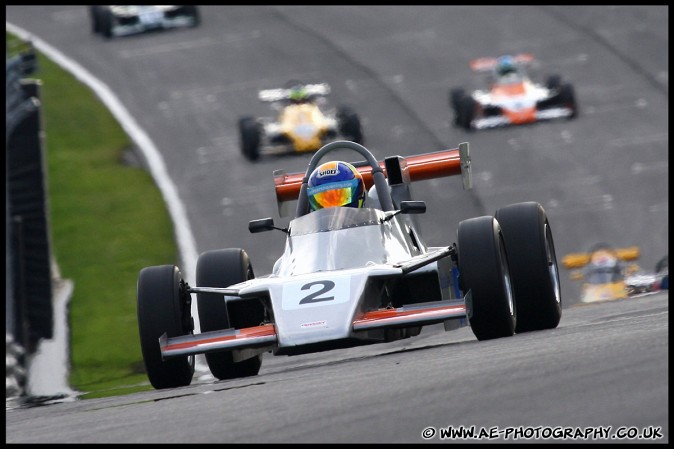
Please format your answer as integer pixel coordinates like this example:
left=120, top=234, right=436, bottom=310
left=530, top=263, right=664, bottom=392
left=308, top=179, right=360, bottom=210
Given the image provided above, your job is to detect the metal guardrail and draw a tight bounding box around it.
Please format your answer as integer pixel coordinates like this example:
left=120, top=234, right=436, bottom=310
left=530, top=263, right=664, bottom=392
left=6, top=40, right=38, bottom=142
left=6, top=39, right=39, bottom=399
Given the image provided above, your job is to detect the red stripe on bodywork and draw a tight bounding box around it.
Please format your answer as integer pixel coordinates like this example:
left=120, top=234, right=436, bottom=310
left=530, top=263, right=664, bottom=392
left=164, top=324, right=276, bottom=352
left=355, top=304, right=465, bottom=322
left=353, top=303, right=466, bottom=329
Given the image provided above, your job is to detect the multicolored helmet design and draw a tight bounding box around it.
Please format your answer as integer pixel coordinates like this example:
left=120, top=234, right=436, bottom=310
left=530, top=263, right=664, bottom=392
left=307, top=161, right=365, bottom=210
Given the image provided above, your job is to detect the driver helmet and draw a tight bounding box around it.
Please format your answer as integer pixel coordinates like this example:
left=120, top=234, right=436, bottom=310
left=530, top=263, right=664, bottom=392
left=307, top=161, right=365, bottom=210
left=289, top=85, right=309, bottom=103
left=496, top=55, right=517, bottom=77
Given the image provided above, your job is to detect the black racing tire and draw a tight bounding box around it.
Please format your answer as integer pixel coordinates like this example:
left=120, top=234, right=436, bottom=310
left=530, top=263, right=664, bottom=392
left=337, top=105, right=364, bottom=144
left=196, top=248, right=263, bottom=380
left=449, top=88, right=465, bottom=125
left=458, top=216, right=516, bottom=340
left=238, top=117, right=261, bottom=161
left=99, top=7, right=114, bottom=39
left=137, top=265, right=195, bottom=389
left=183, top=5, right=200, bottom=27
left=495, top=202, right=562, bottom=333
left=449, top=88, right=465, bottom=110
left=654, top=256, right=668, bottom=290
left=457, top=95, right=476, bottom=131
left=655, top=256, right=668, bottom=275
left=546, top=74, right=562, bottom=90
left=90, top=6, right=104, bottom=34
left=559, top=83, right=578, bottom=119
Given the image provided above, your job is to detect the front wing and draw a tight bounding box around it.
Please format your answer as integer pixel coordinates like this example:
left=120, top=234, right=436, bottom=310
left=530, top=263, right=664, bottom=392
left=160, top=299, right=467, bottom=359
left=471, top=107, right=574, bottom=130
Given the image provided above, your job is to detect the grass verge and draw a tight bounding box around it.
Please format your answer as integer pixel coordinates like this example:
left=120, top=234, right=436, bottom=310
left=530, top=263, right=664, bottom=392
left=7, top=32, right=178, bottom=398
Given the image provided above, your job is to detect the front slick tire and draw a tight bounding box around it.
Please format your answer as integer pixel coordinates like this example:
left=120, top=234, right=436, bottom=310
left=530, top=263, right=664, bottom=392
left=337, top=105, right=363, bottom=144
left=239, top=117, right=261, bottom=161
left=137, top=265, right=195, bottom=389
left=197, top=248, right=263, bottom=380
left=458, top=95, right=476, bottom=131
left=449, top=88, right=465, bottom=125
left=495, top=202, right=562, bottom=333
left=458, top=216, right=516, bottom=341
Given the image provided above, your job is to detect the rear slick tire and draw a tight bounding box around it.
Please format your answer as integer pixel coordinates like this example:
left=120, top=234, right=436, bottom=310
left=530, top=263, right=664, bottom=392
left=196, top=248, right=263, bottom=380
left=495, top=202, right=562, bottom=332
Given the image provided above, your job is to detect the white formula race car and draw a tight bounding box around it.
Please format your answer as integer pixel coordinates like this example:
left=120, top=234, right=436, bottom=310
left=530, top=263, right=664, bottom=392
left=137, top=140, right=562, bottom=389
left=89, top=5, right=200, bottom=39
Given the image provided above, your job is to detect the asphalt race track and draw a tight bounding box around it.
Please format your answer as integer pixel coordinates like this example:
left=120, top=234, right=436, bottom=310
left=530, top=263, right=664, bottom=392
left=6, top=293, right=669, bottom=443
left=6, top=6, right=668, bottom=443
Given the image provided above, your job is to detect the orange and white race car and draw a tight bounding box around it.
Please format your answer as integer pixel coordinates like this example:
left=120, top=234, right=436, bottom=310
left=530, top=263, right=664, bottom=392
left=449, top=54, right=578, bottom=131
left=238, top=81, right=363, bottom=161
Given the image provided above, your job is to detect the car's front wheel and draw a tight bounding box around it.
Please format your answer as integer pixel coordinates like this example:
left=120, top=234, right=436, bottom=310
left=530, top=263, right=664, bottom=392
left=457, top=95, right=476, bottom=131
left=239, top=117, right=261, bottom=161
left=99, top=7, right=114, bottom=39
left=495, top=202, right=562, bottom=333
left=337, top=105, right=363, bottom=144
left=458, top=216, right=516, bottom=340
left=449, top=88, right=466, bottom=125
left=137, top=265, right=195, bottom=389
left=89, top=6, right=103, bottom=33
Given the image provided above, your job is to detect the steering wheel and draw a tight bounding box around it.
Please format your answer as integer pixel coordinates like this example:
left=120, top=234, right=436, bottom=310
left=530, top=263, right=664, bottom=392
left=295, top=140, right=394, bottom=217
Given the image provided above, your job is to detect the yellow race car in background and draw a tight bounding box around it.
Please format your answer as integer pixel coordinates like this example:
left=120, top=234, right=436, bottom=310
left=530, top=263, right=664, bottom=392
left=238, top=81, right=363, bottom=161
left=562, top=243, right=659, bottom=303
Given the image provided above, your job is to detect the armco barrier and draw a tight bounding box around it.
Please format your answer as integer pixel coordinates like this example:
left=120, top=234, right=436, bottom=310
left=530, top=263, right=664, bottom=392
left=6, top=39, right=54, bottom=398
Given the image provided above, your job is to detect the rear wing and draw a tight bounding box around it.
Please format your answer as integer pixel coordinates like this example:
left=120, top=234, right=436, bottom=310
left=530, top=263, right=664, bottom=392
left=258, top=83, right=331, bottom=102
left=273, top=142, right=471, bottom=216
left=562, top=246, right=641, bottom=269
left=469, top=53, right=534, bottom=72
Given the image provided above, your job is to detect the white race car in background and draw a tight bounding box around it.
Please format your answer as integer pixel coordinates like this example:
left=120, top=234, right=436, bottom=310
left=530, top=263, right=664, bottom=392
left=89, top=5, right=200, bottom=39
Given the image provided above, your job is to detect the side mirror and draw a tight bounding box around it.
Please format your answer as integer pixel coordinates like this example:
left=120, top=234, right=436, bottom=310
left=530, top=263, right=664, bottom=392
left=400, top=201, right=426, bottom=214
left=249, top=218, right=275, bottom=233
